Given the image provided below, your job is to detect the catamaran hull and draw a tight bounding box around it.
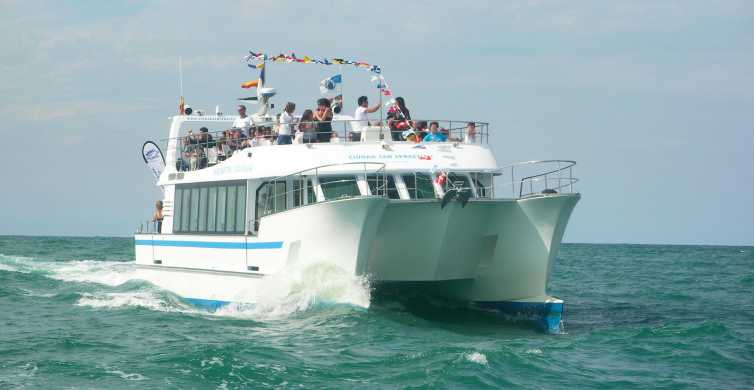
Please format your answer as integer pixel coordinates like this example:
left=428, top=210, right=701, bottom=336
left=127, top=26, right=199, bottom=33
left=134, top=193, right=579, bottom=332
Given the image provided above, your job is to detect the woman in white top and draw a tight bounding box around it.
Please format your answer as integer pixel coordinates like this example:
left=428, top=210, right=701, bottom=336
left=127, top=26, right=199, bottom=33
left=277, top=102, right=295, bottom=145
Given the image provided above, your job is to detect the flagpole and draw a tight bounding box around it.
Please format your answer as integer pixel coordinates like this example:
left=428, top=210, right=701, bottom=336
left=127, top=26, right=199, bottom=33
left=379, top=77, right=383, bottom=135
left=178, top=56, right=184, bottom=97
left=338, top=64, right=343, bottom=104
left=178, top=56, right=185, bottom=114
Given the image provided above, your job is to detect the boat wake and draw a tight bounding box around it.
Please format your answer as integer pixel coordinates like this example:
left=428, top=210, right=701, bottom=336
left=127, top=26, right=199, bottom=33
left=0, top=253, right=370, bottom=319
left=0, top=253, right=137, bottom=286
left=217, top=261, right=372, bottom=320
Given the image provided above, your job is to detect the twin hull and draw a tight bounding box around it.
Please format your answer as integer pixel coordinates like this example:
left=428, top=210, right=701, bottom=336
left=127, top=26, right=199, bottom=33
left=135, top=194, right=580, bottom=308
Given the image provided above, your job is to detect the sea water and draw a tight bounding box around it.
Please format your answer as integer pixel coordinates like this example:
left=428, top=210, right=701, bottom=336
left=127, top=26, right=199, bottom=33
left=0, top=236, right=752, bottom=388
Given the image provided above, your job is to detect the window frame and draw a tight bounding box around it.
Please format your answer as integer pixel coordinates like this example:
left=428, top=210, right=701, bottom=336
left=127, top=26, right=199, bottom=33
left=172, top=180, right=247, bottom=235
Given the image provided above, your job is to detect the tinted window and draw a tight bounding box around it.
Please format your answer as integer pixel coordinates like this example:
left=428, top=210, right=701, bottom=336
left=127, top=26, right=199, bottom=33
left=319, top=176, right=360, bottom=199
left=172, top=181, right=246, bottom=234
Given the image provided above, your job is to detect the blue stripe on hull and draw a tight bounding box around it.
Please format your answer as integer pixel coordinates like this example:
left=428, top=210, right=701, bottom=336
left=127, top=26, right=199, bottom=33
left=475, top=300, right=564, bottom=333
left=185, top=297, right=231, bottom=311
left=134, top=240, right=283, bottom=249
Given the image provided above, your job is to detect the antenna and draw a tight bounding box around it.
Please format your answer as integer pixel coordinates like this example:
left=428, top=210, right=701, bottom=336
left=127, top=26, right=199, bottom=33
left=177, top=57, right=185, bottom=115
left=178, top=56, right=184, bottom=97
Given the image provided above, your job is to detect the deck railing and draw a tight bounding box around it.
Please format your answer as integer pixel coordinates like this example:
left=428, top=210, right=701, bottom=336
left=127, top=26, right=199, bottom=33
left=164, top=119, right=488, bottom=172
left=497, top=160, right=578, bottom=198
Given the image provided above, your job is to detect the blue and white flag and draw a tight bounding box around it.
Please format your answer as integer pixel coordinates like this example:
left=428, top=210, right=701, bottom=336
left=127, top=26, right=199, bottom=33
left=320, top=74, right=342, bottom=95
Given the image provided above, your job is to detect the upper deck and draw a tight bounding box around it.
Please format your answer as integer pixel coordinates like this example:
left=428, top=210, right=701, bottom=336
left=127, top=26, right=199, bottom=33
left=159, top=115, right=496, bottom=185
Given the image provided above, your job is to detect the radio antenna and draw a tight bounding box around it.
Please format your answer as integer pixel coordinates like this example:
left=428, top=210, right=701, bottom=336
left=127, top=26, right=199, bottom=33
left=178, top=57, right=185, bottom=114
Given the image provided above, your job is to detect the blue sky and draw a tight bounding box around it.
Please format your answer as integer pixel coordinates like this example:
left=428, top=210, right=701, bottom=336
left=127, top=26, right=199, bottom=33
left=1, top=1, right=752, bottom=245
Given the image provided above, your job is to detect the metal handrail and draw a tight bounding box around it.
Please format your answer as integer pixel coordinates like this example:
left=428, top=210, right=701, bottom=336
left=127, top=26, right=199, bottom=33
left=495, top=160, right=578, bottom=198
left=164, top=118, right=489, bottom=144
left=255, top=162, right=388, bottom=225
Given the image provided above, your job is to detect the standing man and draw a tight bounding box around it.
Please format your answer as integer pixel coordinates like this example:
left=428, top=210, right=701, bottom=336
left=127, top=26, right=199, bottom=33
left=352, top=95, right=381, bottom=141
left=233, top=105, right=252, bottom=133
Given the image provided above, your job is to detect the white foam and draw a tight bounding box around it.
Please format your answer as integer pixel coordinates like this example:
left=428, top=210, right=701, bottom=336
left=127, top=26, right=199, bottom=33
left=48, top=260, right=137, bottom=286
left=0, top=253, right=137, bottom=286
left=215, top=261, right=371, bottom=320
left=76, top=291, right=195, bottom=314
left=201, top=357, right=224, bottom=367
left=525, top=348, right=543, bottom=355
left=105, top=369, right=147, bottom=381
left=0, top=263, right=18, bottom=272
left=465, top=352, right=488, bottom=365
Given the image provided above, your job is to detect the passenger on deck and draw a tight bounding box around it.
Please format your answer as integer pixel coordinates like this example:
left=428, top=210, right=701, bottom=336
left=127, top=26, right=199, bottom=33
left=422, top=121, right=447, bottom=142
left=387, top=97, right=411, bottom=141
left=464, top=122, right=477, bottom=143
left=277, top=102, right=295, bottom=145
left=152, top=200, right=162, bottom=233
left=413, top=120, right=428, bottom=142
left=353, top=95, right=380, bottom=141
left=152, top=201, right=163, bottom=233
left=313, top=98, right=333, bottom=143
left=233, top=105, right=252, bottom=132
left=298, top=109, right=316, bottom=143
left=198, top=127, right=215, bottom=148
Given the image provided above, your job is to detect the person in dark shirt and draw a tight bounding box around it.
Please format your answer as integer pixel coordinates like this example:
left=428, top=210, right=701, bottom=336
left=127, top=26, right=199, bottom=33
left=387, top=97, right=411, bottom=141
left=313, top=98, right=333, bottom=142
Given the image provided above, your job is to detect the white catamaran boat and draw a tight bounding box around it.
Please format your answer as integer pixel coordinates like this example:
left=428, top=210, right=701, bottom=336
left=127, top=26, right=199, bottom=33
left=134, top=56, right=580, bottom=332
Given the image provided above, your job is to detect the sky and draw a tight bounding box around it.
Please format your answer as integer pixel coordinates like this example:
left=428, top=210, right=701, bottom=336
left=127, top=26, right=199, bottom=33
left=1, top=0, right=753, bottom=245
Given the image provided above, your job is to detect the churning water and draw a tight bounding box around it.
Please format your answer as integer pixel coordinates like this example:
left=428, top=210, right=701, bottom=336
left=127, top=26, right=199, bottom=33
left=1, top=236, right=752, bottom=388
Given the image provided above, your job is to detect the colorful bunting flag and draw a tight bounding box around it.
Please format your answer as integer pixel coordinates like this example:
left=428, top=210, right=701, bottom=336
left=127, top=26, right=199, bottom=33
left=241, top=79, right=259, bottom=89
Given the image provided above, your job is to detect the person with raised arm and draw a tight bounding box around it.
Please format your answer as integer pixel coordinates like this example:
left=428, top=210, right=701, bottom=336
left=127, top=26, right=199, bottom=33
left=352, top=95, right=381, bottom=141
left=313, top=98, right=333, bottom=143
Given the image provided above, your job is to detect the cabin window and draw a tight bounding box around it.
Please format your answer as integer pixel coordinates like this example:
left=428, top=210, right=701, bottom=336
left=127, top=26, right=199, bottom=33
left=402, top=173, right=435, bottom=199
left=198, top=187, right=208, bottom=231
left=471, top=173, right=492, bottom=198
left=255, top=181, right=287, bottom=223
left=367, top=174, right=399, bottom=199
left=172, top=181, right=247, bottom=234
left=207, top=186, right=218, bottom=232
left=293, top=177, right=316, bottom=207
left=319, top=176, right=360, bottom=199
left=445, top=173, right=473, bottom=194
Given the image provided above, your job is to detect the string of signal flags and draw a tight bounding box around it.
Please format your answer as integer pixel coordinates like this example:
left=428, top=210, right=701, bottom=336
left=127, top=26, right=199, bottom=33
left=239, top=50, right=393, bottom=97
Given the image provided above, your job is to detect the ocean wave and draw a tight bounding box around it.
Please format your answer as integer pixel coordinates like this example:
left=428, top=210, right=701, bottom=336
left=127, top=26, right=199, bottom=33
left=76, top=291, right=197, bottom=314
left=0, top=263, right=19, bottom=272
left=103, top=368, right=147, bottom=381
left=0, top=253, right=137, bottom=286
left=464, top=352, right=488, bottom=365
left=214, top=261, right=371, bottom=320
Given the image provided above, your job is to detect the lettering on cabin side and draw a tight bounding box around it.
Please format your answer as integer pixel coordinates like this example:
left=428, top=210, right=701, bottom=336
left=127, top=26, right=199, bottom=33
left=347, top=153, right=432, bottom=161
